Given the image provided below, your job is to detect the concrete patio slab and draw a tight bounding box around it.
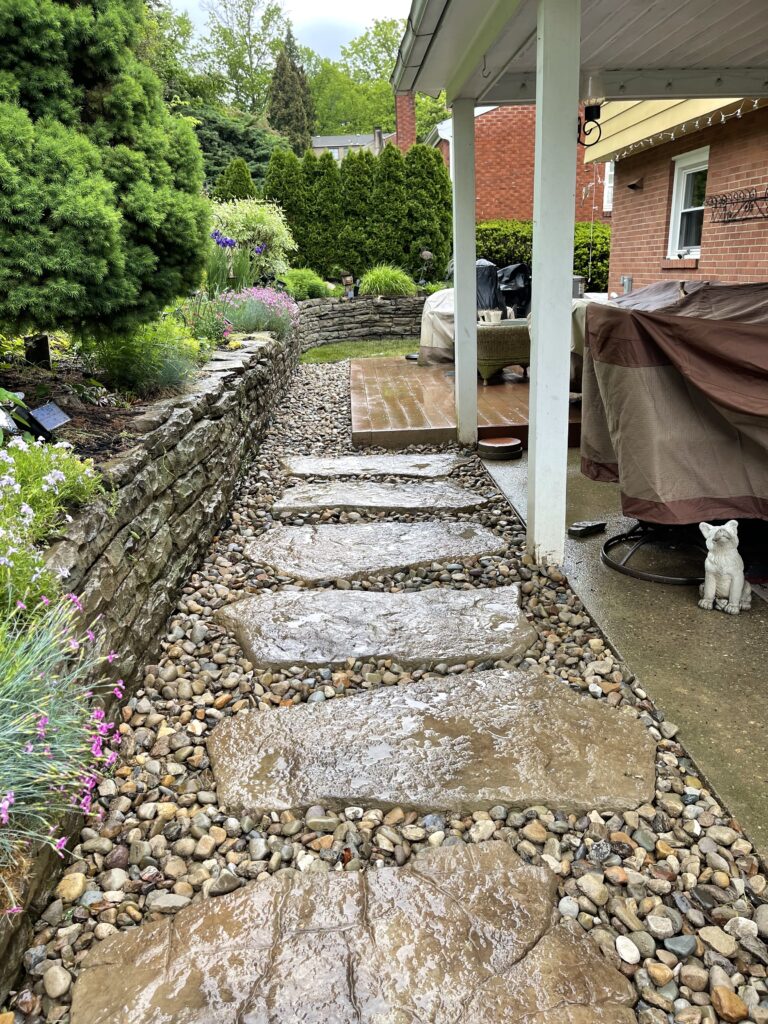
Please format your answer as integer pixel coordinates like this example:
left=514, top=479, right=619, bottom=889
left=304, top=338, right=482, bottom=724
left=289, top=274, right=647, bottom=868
left=281, top=453, right=465, bottom=477
left=273, top=479, right=489, bottom=514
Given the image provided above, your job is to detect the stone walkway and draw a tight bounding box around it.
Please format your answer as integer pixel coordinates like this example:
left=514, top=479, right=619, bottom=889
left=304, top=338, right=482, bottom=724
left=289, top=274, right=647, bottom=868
left=11, top=363, right=768, bottom=1024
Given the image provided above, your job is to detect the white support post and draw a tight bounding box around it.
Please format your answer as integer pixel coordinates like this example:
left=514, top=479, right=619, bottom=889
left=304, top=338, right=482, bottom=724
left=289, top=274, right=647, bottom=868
left=527, top=0, right=581, bottom=564
left=451, top=99, right=478, bottom=446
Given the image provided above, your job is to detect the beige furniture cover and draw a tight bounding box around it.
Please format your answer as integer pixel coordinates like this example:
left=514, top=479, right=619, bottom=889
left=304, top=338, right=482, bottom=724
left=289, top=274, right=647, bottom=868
left=582, top=286, right=768, bottom=524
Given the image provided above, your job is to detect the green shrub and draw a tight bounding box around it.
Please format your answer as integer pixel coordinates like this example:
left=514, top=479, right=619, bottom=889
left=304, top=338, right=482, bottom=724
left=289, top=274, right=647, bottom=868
left=282, top=268, right=327, bottom=301
left=422, top=281, right=450, bottom=295
left=80, top=316, right=199, bottom=396
left=212, top=199, right=297, bottom=281
left=181, top=103, right=289, bottom=189
left=175, top=293, right=229, bottom=345
left=301, top=151, right=343, bottom=278
left=358, top=265, right=417, bottom=298
left=338, top=149, right=376, bottom=278
left=263, top=148, right=307, bottom=262
left=0, top=598, right=118, bottom=905
left=211, top=156, right=258, bottom=201
left=476, top=218, right=612, bottom=291
left=0, top=0, right=210, bottom=340
left=369, top=144, right=408, bottom=267
left=404, top=145, right=452, bottom=280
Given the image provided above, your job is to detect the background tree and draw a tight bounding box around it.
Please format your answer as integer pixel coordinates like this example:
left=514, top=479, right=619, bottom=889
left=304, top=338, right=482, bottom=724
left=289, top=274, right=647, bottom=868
left=339, top=19, right=404, bottom=80
left=212, top=156, right=258, bottom=200
left=302, top=152, right=342, bottom=277
left=181, top=103, right=288, bottom=188
left=201, top=0, right=286, bottom=114
left=338, top=150, right=376, bottom=277
left=139, top=0, right=225, bottom=104
left=263, top=147, right=306, bottom=255
left=369, top=144, right=408, bottom=267
left=267, top=27, right=313, bottom=154
left=415, top=92, right=450, bottom=142
left=404, top=144, right=452, bottom=278
left=0, top=0, right=209, bottom=338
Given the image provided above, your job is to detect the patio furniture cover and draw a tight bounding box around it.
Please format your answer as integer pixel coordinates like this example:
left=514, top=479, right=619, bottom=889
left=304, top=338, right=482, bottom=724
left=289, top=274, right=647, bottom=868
left=581, top=283, right=768, bottom=524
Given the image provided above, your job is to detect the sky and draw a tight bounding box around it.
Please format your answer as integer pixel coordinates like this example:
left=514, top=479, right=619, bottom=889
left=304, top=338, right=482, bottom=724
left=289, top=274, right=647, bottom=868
left=176, top=0, right=412, bottom=58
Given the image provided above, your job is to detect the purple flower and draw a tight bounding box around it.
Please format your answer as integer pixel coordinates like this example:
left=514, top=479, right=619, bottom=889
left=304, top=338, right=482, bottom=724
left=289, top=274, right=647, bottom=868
left=0, top=791, right=15, bottom=824
left=211, top=229, right=237, bottom=249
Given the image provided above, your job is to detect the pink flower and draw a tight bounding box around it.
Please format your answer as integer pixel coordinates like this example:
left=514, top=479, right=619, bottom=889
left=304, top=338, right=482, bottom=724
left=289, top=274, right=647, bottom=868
left=65, top=593, right=83, bottom=612
left=16, top=600, right=26, bottom=610
left=23, top=742, right=34, bottom=754
left=40, top=595, right=51, bottom=606
left=54, top=836, right=67, bottom=857
left=0, top=791, right=15, bottom=825
left=106, top=650, right=117, bottom=664
left=3, top=907, right=23, bottom=915
left=86, top=629, right=95, bottom=642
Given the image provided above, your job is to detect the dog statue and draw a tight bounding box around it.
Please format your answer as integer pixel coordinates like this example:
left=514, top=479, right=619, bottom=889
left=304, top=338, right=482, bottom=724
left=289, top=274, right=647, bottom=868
left=698, top=520, right=751, bottom=615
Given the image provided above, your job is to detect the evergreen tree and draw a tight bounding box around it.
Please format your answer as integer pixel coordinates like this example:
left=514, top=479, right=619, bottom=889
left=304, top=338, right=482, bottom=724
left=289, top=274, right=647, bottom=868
left=183, top=102, right=289, bottom=188
left=267, top=27, right=314, bottom=155
left=296, top=150, right=322, bottom=268
left=303, top=151, right=342, bottom=278
left=263, top=147, right=306, bottom=257
left=211, top=156, right=258, bottom=200
left=338, top=150, right=376, bottom=277
left=369, top=144, right=408, bottom=267
left=0, top=0, right=209, bottom=338
left=404, top=144, right=452, bottom=279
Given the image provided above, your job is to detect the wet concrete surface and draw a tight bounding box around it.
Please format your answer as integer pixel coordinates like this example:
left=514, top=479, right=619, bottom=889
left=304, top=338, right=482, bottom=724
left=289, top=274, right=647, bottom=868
left=486, top=452, right=768, bottom=865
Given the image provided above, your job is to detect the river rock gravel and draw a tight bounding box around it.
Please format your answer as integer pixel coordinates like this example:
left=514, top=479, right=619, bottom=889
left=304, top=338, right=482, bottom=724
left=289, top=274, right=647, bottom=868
left=6, top=360, right=768, bottom=1024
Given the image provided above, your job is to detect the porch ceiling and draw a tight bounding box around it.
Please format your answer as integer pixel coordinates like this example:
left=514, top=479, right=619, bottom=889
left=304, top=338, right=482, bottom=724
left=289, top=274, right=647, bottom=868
left=392, top=0, right=768, bottom=104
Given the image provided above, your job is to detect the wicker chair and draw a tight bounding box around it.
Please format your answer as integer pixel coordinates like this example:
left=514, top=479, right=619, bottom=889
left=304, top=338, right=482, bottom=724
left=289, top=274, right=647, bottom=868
left=476, top=320, right=531, bottom=384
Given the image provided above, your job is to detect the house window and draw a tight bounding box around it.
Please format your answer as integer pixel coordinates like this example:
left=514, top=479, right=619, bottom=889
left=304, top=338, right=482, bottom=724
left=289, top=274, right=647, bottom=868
left=329, top=148, right=340, bottom=160
left=602, top=161, right=614, bottom=213
left=667, top=147, right=709, bottom=258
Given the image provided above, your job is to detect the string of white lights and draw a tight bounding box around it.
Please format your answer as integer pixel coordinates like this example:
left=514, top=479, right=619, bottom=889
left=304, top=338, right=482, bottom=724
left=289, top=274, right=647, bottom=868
left=612, top=98, right=764, bottom=162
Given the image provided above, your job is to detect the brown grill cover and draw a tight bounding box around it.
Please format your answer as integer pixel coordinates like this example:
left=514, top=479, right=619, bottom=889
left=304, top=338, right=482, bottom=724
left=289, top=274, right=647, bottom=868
left=581, top=283, right=768, bottom=524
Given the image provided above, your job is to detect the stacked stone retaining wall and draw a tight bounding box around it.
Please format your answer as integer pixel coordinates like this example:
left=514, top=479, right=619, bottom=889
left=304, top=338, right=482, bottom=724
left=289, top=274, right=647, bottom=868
left=298, top=295, right=425, bottom=352
left=0, top=331, right=299, bottom=1001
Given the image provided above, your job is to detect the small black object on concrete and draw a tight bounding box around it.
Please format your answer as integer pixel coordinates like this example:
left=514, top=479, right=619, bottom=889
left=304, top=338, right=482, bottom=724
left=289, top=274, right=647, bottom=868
left=477, top=437, right=523, bottom=461
left=568, top=520, right=607, bottom=538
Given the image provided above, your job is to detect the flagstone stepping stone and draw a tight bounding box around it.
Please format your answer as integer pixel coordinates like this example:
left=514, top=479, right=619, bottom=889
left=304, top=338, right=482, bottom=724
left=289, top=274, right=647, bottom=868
left=214, top=587, right=535, bottom=670
left=281, top=453, right=465, bottom=478
left=70, top=843, right=638, bottom=1024
left=245, top=521, right=505, bottom=582
left=273, top=479, right=488, bottom=514
left=208, top=668, right=656, bottom=816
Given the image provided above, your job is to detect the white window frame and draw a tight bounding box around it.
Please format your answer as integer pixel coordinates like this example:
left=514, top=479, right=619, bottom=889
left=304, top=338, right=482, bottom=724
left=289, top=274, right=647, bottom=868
left=602, top=161, right=615, bottom=213
left=667, top=146, right=709, bottom=259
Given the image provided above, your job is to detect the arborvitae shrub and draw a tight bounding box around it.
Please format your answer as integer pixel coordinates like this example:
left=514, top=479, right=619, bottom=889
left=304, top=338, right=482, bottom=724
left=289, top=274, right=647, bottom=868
left=211, top=156, right=258, bottom=201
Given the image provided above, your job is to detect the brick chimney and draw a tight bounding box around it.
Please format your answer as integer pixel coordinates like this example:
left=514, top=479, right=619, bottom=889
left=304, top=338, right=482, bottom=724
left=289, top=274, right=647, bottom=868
left=395, top=93, right=417, bottom=152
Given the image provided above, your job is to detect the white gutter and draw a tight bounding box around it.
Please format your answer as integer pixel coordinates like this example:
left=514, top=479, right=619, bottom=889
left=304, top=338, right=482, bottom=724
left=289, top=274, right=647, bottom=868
left=391, top=0, right=451, bottom=95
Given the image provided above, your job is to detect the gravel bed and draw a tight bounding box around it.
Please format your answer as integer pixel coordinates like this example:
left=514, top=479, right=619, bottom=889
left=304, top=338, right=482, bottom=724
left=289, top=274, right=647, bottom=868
left=7, top=360, right=768, bottom=1024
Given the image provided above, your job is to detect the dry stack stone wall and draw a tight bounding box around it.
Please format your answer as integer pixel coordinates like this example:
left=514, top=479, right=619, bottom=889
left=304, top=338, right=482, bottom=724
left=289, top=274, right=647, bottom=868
left=0, top=333, right=298, bottom=1000
left=298, top=296, right=425, bottom=352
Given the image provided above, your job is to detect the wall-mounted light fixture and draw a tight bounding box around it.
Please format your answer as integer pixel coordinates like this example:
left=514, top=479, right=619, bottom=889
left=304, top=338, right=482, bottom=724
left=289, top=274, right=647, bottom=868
left=577, top=104, right=602, bottom=148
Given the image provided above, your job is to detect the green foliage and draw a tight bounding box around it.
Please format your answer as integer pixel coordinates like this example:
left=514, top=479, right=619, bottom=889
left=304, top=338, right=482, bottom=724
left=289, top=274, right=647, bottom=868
left=282, top=268, right=327, bottom=301
left=370, top=144, right=408, bottom=267
left=0, top=598, right=115, bottom=900
left=212, top=156, right=258, bottom=201
left=263, top=148, right=306, bottom=258
left=338, top=150, right=376, bottom=278
left=201, top=0, right=286, bottom=114
left=181, top=102, right=288, bottom=188
left=302, top=152, right=342, bottom=278
left=422, top=281, right=450, bottom=295
left=404, top=144, right=452, bottom=279
left=80, top=316, right=200, bottom=395
left=476, top=219, right=612, bottom=291
left=358, top=265, right=417, bottom=297
left=212, top=198, right=297, bottom=280
left=205, top=239, right=261, bottom=298
left=138, top=0, right=224, bottom=105
left=415, top=93, right=449, bottom=142
left=573, top=221, right=612, bottom=292
left=267, top=27, right=313, bottom=155
left=0, top=0, right=210, bottom=339
left=175, top=293, right=229, bottom=345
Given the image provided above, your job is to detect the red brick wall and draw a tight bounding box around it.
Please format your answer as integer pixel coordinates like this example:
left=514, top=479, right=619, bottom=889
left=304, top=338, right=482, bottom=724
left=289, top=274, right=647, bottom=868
left=437, top=105, right=609, bottom=223
left=394, top=93, right=417, bottom=152
left=607, top=106, right=768, bottom=293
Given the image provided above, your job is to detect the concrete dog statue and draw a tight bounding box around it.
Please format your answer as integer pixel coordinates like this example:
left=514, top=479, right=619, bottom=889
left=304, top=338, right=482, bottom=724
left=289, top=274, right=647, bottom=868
left=698, top=520, right=751, bottom=615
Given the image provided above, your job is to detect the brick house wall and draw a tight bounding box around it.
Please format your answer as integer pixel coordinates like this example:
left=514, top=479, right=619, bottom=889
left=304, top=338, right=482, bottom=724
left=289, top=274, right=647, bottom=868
left=394, top=94, right=417, bottom=152
left=423, top=105, right=609, bottom=223
left=606, top=106, right=768, bottom=293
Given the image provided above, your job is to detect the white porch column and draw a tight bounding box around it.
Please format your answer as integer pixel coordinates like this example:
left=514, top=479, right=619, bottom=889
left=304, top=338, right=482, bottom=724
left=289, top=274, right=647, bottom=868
left=451, top=98, right=477, bottom=445
left=527, top=0, right=581, bottom=564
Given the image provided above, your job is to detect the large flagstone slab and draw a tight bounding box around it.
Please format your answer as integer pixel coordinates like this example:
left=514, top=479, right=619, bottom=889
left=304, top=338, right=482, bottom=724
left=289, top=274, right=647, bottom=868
left=214, top=587, right=535, bottom=670
left=273, top=478, right=489, bottom=514
left=245, top=521, right=506, bottom=582
left=70, top=843, right=638, bottom=1024
left=208, top=668, right=656, bottom=816
left=281, top=453, right=465, bottom=478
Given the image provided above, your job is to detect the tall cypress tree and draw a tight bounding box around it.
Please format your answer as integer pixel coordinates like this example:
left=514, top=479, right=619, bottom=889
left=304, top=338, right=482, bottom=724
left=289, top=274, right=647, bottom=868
left=338, top=150, right=376, bottom=277
left=263, top=147, right=306, bottom=260
left=267, top=27, right=314, bottom=155
left=370, top=144, right=408, bottom=267
left=404, top=144, right=452, bottom=279
left=304, top=151, right=342, bottom=278
left=212, top=156, right=258, bottom=201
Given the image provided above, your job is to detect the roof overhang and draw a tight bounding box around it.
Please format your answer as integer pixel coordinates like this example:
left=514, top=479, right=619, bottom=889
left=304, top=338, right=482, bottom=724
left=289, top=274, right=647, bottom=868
left=392, top=0, right=768, bottom=106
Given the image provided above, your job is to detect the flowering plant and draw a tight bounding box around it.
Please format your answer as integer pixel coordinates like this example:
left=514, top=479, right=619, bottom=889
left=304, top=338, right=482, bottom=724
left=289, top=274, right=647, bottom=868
left=212, top=287, right=299, bottom=339
left=0, top=598, right=121, bottom=910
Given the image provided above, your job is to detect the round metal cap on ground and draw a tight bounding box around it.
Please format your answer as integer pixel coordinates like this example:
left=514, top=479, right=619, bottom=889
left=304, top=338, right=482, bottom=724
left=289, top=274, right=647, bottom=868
left=477, top=437, right=523, bottom=461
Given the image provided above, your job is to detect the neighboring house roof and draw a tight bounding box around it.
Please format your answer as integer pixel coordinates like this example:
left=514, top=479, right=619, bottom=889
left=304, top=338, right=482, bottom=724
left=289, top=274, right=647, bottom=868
left=584, top=99, right=747, bottom=163
left=312, top=134, right=375, bottom=147
left=423, top=106, right=497, bottom=149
